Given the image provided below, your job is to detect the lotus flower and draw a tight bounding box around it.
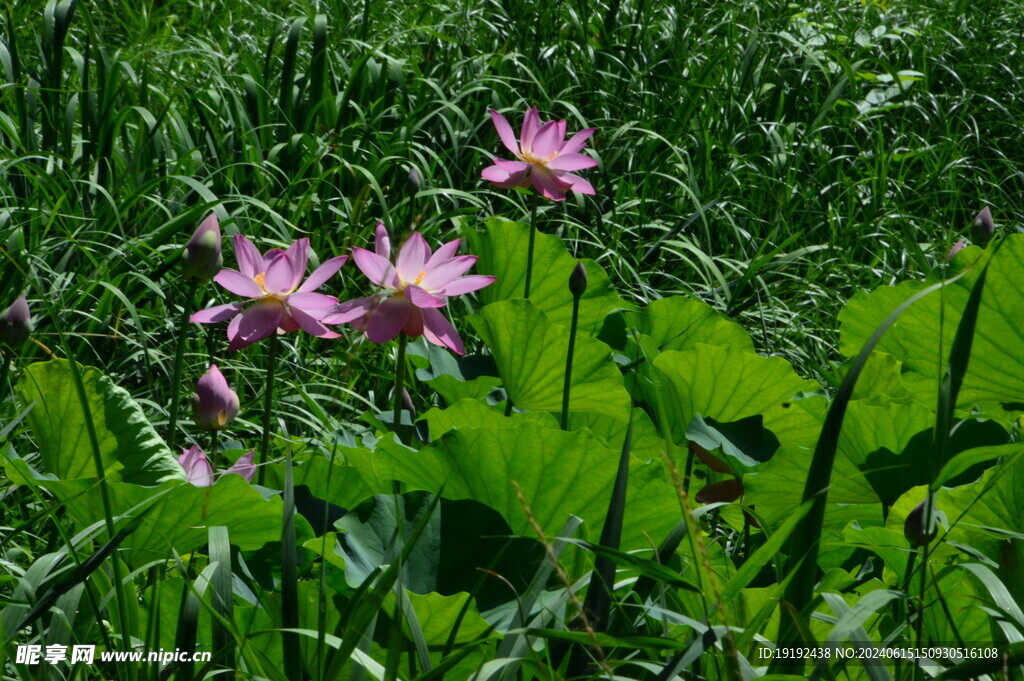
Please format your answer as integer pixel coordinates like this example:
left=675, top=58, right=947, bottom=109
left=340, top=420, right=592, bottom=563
left=973, top=206, right=995, bottom=242
left=190, top=235, right=348, bottom=350
left=224, top=450, right=255, bottom=482
left=945, top=239, right=966, bottom=262
left=181, top=213, right=223, bottom=282
left=191, top=364, right=240, bottom=430
left=481, top=106, right=597, bottom=201
left=0, top=295, right=32, bottom=348
left=323, top=222, right=496, bottom=355
left=177, top=445, right=254, bottom=486
left=178, top=445, right=215, bottom=487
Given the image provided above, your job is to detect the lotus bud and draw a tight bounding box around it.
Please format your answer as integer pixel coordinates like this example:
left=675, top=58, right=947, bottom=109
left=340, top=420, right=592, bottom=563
left=0, top=295, right=32, bottom=348
left=904, top=499, right=938, bottom=547
left=401, top=387, right=415, bottom=417
left=191, top=364, right=240, bottom=430
left=945, top=240, right=966, bottom=262
left=181, top=213, right=223, bottom=282
left=569, top=261, right=588, bottom=298
left=374, top=220, right=391, bottom=258
left=972, top=206, right=995, bottom=243
left=406, top=167, right=422, bottom=195
left=224, top=450, right=255, bottom=483
left=178, top=445, right=214, bottom=487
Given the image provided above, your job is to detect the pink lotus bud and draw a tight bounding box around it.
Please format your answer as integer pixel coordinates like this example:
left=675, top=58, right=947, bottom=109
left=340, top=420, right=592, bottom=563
left=0, top=295, right=32, bottom=348
left=374, top=220, right=391, bottom=258
left=224, top=450, right=255, bottom=483
left=945, top=240, right=966, bottom=262
left=972, top=206, right=995, bottom=242
left=904, top=499, right=938, bottom=547
left=181, top=213, right=223, bottom=282
left=406, top=167, right=422, bottom=194
left=178, top=445, right=214, bottom=487
left=191, top=364, right=240, bottom=430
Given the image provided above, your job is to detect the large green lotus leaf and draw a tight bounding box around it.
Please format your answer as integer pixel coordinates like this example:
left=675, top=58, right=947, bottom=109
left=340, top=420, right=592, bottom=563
left=262, top=457, right=374, bottom=511
left=568, top=408, right=665, bottom=464
left=421, top=399, right=665, bottom=465
left=745, top=443, right=883, bottom=569
left=888, top=450, right=1024, bottom=605
left=334, top=492, right=542, bottom=614
left=469, top=216, right=628, bottom=335
left=10, top=472, right=302, bottom=566
left=653, top=344, right=822, bottom=448
left=882, top=491, right=1003, bottom=644
left=346, top=422, right=679, bottom=551
left=623, top=295, right=754, bottom=353
left=404, top=592, right=492, bottom=645
left=421, top=399, right=557, bottom=441
left=413, top=343, right=504, bottom=405
left=838, top=401, right=933, bottom=506
left=936, top=451, right=1024, bottom=556
left=840, top=403, right=1007, bottom=506
left=471, top=300, right=630, bottom=420
left=838, top=236, right=1024, bottom=422
left=16, top=359, right=183, bottom=484
left=845, top=351, right=911, bottom=404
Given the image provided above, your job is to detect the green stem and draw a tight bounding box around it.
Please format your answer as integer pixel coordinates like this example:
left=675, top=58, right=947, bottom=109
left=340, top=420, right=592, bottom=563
left=523, top=200, right=539, bottom=299
left=256, top=333, right=279, bottom=487
left=393, top=334, right=408, bottom=444
left=281, top=438, right=300, bottom=679
left=0, top=350, right=11, bottom=402
left=168, top=281, right=198, bottom=451
left=561, top=293, right=581, bottom=430
left=209, top=428, right=220, bottom=471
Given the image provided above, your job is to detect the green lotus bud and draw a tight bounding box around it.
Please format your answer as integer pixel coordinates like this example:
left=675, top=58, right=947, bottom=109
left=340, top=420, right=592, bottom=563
left=0, top=295, right=32, bottom=348
left=569, top=261, right=588, bottom=298
left=181, top=213, right=223, bottom=282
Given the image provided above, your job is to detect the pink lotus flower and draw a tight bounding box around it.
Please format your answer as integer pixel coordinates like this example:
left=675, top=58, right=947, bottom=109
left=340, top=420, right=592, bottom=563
left=481, top=106, right=597, bottom=201
left=177, top=445, right=255, bottom=486
left=323, top=222, right=495, bottom=355
left=191, top=364, right=240, bottom=430
left=178, top=445, right=215, bottom=487
left=190, top=235, right=348, bottom=350
left=945, top=239, right=966, bottom=262
left=224, top=450, right=255, bottom=482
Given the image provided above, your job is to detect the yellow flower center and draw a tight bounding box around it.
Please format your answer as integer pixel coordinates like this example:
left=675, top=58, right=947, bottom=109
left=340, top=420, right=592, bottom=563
left=252, top=271, right=288, bottom=301
left=518, top=149, right=558, bottom=167
left=414, top=270, right=427, bottom=286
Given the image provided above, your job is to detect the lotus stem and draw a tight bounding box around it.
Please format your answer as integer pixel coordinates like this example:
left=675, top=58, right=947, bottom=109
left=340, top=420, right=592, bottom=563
left=0, top=351, right=10, bottom=402
left=523, top=199, right=539, bottom=299
left=208, top=428, right=220, bottom=471
left=281, top=433, right=300, bottom=679
left=167, top=280, right=198, bottom=451
left=256, top=332, right=279, bottom=486
left=393, top=334, right=409, bottom=443
left=562, top=262, right=587, bottom=430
